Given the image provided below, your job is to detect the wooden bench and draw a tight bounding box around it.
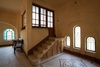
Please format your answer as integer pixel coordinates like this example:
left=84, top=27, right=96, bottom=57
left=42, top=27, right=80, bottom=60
left=12, top=39, right=23, bottom=54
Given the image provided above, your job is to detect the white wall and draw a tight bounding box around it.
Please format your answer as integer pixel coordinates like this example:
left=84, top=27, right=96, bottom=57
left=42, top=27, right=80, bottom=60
left=55, top=0, right=100, bottom=60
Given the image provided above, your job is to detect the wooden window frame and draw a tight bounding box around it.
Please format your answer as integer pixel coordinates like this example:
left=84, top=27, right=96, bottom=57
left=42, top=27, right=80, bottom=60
left=73, top=26, right=81, bottom=49
left=32, top=3, right=54, bottom=28
left=66, top=36, right=70, bottom=47
left=86, top=37, right=96, bottom=52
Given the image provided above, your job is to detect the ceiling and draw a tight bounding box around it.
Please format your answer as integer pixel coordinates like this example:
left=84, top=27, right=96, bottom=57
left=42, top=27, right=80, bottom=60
left=42, top=0, right=68, bottom=8
left=0, top=0, right=22, bottom=12
left=0, top=0, right=67, bottom=12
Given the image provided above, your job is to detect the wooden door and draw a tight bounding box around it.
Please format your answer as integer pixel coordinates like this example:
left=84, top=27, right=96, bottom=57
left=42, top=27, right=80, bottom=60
left=48, top=28, right=55, bottom=37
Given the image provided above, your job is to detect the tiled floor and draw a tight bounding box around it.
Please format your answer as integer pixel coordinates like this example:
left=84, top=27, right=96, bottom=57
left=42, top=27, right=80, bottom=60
left=0, top=46, right=100, bottom=67
left=0, top=46, right=33, bottom=67
left=41, top=53, right=100, bottom=67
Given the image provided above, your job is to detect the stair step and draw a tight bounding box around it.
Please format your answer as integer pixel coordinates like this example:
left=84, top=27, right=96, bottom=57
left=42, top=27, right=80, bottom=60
left=44, top=41, right=55, bottom=46
left=45, top=41, right=53, bottom=44
left=42, top=44, right=50, bottom=48
left=28, top=37, right=61, bottom=66
left=28, top=55, right=41, bottom=65
left=48, top=37, right=56, bottom=41
left=33, top=51, right=43, bottom=58
left=38, top=47, right=47, bottom=54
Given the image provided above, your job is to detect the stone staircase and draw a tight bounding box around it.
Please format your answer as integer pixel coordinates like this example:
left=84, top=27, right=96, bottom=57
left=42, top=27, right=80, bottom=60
left=28, top=37, right=60, bottom=66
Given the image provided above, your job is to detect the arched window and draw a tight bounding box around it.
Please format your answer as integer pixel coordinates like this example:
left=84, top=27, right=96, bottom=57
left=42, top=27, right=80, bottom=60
left=66, top=36, right=70, bottom=47
left=86, top=37, right=95, bottom=52
left=74, top=26, right=81, bottom=48
left=4, top=29, right=14, bottom=40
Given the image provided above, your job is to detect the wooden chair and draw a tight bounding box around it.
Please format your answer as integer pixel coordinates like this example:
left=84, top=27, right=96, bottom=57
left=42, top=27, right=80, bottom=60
left=12, top=39, right=23, bottom=54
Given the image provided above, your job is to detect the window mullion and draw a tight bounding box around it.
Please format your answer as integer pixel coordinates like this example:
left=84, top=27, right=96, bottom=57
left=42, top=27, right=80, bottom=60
left=53, top=12, right=54, bottom=28
left=46, top=10, right=48, bottom=28
left=39, top=7, right=41, bottom=27
left=35, top=6, right=36, bottom=26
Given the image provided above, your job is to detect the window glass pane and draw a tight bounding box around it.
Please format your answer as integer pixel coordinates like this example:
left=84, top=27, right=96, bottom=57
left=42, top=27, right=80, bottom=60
left=44, top=21, right=46, bottom=25
left=74, top=26, right=81, bottom=48
left=32, top=6, right=35, bottom=12
left=40, top=8, right=46, bottom=27
left=41, top=15, right=43, bottom=20
left=6, top=29, right=9, bottom=31
left=51, top=12, right=53, bottom=16
left=7, top=37, right=11, bottom=40
left=8, top=31, right=11, bottom=35
left=86, top=37, right=95, bottom=51
left=41, top=24, right=43, bottom=27
left=32, top=24, right=35, bottom=26
left=41, top=21, right=43, bottom=24
left=36, top=7, right=39, bottom=13
left=4, top=37, right=6, bottom=40
left=51, top=17, right=53, bottom=22
left=48, top=11, right=50, bottom=16
left=51, top=23, right=53, bottom=27
left=12, top=33, right=14, bottom=36
left=32, top=20, right=35, bottom=24
left=66, top=36, right=70, bottom=46
left=32, top=13, right=35, bottom=19
left=36, top=14, right=39, bottom=19
left=12, top=36, right=14, bottom=39
left=48, top=22, right=50, bottom=27
left=41, top=8, right=43, bottom=14
left=36, top=20, right=39, bottom=24
left=48, top=17, right=50, bottom=21
left=44, top=16, right=46, bottom=21
left=44, top=10, right=46, bottom=15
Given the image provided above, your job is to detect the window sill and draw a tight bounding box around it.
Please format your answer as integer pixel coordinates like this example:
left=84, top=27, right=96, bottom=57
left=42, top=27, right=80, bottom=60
left=74, top=47, right=81, bottom=50
left=32, top=26, right=47, bottom=28
left=32, top=26, right=53, bottom=28
left=64, top=46, right=70, bottom=48
left=86, top=50, right=96, bottom=53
